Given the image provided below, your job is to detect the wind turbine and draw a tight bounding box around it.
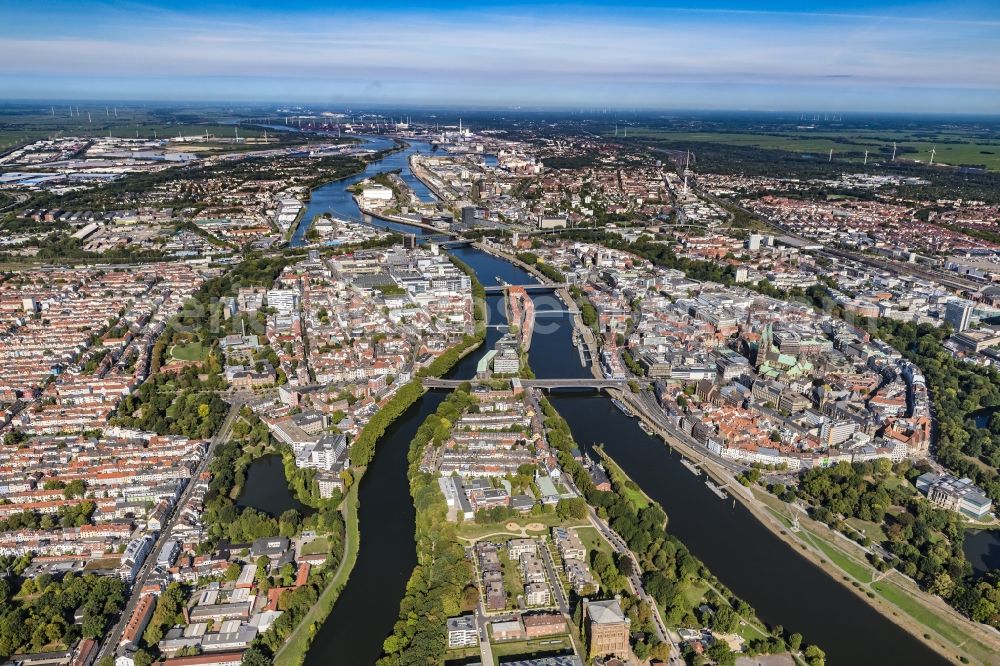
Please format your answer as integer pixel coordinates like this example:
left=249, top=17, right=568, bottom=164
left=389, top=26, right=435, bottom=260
left=929, top=146, right=936, bottom=165
left=891, top=142, right=897, bottom=161
left=828, top=149, right=833, bottom=162
left=863, top=150, right=868, bottom=166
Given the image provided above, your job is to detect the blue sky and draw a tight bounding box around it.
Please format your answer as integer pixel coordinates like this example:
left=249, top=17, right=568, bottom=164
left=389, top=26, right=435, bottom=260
left=1, top=0, right=998, bottom=112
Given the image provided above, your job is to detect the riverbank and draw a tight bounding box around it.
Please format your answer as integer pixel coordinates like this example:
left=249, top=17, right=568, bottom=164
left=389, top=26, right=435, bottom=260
left=355, top=198, right=458, bottom=236
left=475, top=241, right=601, bottom=364
left=289, top=136, right=416, bottom=246
left=749, top=486, right=1000, bottom=665
left=538, top=395, right=797, bottom=663
left=609, top=386, right=998, bottom=665
left=274, top=481, right=360, bottom=665
left=375, top=389, right=475, bottom=665
left=537, top=230, right=997, bottom=664
left=286, top=252, right=488, bottom=665
left=408, top=152, right=455, bottom=201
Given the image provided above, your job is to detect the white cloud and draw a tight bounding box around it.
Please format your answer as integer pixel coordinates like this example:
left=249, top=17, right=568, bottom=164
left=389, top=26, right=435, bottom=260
left=0, top=6, right=997, bottom=107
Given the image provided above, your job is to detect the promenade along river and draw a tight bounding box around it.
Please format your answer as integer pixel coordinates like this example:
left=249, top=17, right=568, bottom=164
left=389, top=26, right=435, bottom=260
left=265, top=137, right=944, bottom=664
left=514, top=275, right=943, bottom=664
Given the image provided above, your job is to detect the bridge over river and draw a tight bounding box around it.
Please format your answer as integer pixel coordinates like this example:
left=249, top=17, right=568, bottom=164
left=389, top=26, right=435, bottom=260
left=421, top=377, right=652, bottom=390
left=483, top=282, right=567, bottom=293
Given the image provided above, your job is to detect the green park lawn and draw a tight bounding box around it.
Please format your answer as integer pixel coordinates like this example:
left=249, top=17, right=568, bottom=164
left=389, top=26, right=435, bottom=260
left=169, top=341, right=208, bottom=362
left=575, top=525, right=613, bottom=559
left=489, top=635, right=572, bottom=664
left=300, top=537, right=331, bottom=556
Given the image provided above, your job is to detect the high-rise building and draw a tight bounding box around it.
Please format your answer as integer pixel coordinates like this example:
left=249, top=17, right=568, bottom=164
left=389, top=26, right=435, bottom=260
left=461, top=206, right=477, bottom=226
left=945, top=300, right=973, bottom=332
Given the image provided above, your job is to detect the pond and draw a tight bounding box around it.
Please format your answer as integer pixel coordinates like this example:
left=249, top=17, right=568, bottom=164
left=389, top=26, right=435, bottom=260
left=235, top=454, right=316, bottom=518
left=964, top=528, right=1000, bottom=577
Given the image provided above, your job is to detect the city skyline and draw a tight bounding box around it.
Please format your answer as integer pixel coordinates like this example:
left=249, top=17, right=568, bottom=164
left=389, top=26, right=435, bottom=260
left=2, top=0, right=999, bottom=112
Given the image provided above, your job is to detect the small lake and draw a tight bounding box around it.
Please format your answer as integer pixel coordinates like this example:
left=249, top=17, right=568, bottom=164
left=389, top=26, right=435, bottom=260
left=236, top=454, right=315, bottom=518
left=971, top=406, right=999, bottom=428
left=964, top=529, right=1000, bottom=577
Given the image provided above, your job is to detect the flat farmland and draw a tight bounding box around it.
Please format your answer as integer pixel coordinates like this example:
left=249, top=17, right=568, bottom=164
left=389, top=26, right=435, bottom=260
left=617, top=128, right=1000, bottom=171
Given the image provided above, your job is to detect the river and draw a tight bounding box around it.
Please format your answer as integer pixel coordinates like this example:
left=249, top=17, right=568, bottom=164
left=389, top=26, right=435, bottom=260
left=547, top=393, right=947, bottom=665
left=264, top=137, right=944, bottom=665
left=289, top=136, right=439, bottom=246
left=303, top=390, right=445, bottom=665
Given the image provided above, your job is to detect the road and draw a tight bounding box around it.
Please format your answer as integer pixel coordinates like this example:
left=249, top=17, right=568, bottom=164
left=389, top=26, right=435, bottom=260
left=538, top=541, right=570, bottom=615
left=584, top=508, right=675, bottom=653
left=422, top=377, right=652, bottom=390
left=94, top=394, right=247, bottom=663
left=474, top=598, right=495, bottom=666
left=549, top=424, right=679, bottom=663
left=619, top=385, right=749, bottom=477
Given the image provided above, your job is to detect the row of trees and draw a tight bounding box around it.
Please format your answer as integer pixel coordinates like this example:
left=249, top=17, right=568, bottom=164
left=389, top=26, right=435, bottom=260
left=353, top=257, right=487, bottom=467
left=573, top=291, right=599, bottom=329
left=540, top=397, right=823, bottom=665
left=377, top=387, right=477, bottom=665
left=515, top=251, right=567, bottom=283
left=0, top=501, right=95, bottom=533
left=874, top=318, right=1000, bottom=503
left=792, top=460, right=1000, bottom=628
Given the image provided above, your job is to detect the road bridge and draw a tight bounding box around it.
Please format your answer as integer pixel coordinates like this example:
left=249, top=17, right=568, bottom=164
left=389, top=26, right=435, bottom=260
left=483, top=283, right=567, bottom=293
left=535, top=308, right=580, bottom=315
left=421, top=377, right=652, bottom=390
left=438, top=238, right=473, bottom=248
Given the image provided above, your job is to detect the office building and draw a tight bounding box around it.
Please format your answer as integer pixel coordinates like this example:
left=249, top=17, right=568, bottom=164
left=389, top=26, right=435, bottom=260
left=945, top=300, right=973, bottom=333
